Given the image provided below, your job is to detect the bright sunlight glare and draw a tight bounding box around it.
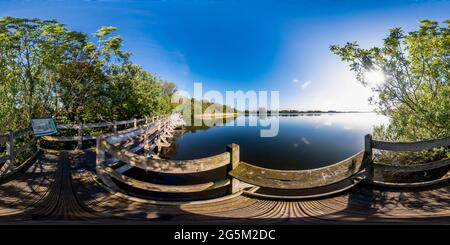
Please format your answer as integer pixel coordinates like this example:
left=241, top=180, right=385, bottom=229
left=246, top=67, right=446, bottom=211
left=364, top=70, right=386, bottom=86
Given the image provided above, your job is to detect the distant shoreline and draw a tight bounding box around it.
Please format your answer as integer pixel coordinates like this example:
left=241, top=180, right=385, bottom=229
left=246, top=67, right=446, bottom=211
left=194, top=112, right=239, bottom=119
left=194, top=111, right=376, bottom=118
left=244, top=111, right=375, bottom=115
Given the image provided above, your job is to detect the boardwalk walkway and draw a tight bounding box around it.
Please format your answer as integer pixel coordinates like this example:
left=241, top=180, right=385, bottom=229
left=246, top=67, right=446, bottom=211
left=2, top=149, right=450, bottom=224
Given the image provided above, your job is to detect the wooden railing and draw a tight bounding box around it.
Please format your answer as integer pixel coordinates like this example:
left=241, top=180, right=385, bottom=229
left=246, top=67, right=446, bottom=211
left=229, top=151, right=366, bottom=189
left=96, top=115, right=240, bottom=199
left=0, top=116, right=167, bottom=179
left=42, top=116, right=165, bottom=148
left=0, top=128, right=39, bottom=179
left=365, top=134, right=450, bottom=187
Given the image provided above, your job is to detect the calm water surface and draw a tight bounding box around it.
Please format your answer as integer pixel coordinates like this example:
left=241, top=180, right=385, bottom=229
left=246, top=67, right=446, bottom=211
left=165, top=113, right=389, bottom=170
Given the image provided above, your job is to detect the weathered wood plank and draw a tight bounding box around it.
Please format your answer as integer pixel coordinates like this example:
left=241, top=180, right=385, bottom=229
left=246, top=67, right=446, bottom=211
left=374, top=158, right=450, bottom=173
left=100, top=139, right=231, bottom=174
left=42, top=135, right=81, bottom=142
left=243, top=176, right=363, bottom=200
left=106, top=125, right=159, bottom=144
left=57, top=124, right=81, bottom=129
left=101, top=164, right=229, bottom=193
left=58, top=118, right=147, bottom=129
left=372, top=137, right=450, bottom=152
left=44, top=122, right=159, bottom=143
left=82, top=122, right=113, bottom=128
left=230, top=151, right=365, bottom=189
left=370, top=171, right=450, bottom=188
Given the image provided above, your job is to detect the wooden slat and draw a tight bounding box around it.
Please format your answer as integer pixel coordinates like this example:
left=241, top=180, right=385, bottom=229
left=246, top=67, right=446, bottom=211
left=106, top=125, right=159, bottom=144
left=0, top=128, right=31, bottom=143
left=57, top=124, right=81, bottom=129
left=243, top=176, right=363, bottom=200
left=100, top=139, right=231, bottom=174
left=102, top=165, right=229, bottom=193
left=58, top=118, right=147, bottom=129
left=14, top=138, right=37, bottom=155
left=372, top=137, right=450, bottom=152
left=0, top=149, right=40, bottom=183
left=374, top=158, right=450, bottom=173
left=42, top=135, right=81, bottom=142
left=82, top=122, right=113, bottom=128
left=230, top=151, right=365, bottom=189
left=42, top=123, right=158, bottom=143
left=370, top=171, right=450, bottom=188
left=115, top=119, right=137, bottom=125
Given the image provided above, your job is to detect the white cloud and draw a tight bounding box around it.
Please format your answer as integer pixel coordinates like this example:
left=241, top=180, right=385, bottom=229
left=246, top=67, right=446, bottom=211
left=301, top=80, right=311, bottom=89
left=292, top=78, right=299, bottom=83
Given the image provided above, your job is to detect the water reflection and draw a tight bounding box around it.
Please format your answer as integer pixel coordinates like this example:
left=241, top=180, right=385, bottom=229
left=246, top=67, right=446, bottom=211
left=164, top=113, right=389, bottom=170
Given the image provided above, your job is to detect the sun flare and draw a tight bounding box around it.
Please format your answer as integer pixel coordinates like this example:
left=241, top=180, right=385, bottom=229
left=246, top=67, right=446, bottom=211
left=364, top=70, right=385, bottom=85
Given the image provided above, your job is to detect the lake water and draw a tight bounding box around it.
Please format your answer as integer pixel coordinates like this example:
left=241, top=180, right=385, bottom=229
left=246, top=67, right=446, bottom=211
left=163, top=113, right=389, bottom=170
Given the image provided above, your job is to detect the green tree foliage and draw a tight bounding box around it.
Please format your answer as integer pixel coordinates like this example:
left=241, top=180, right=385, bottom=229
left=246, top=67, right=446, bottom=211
left=0, top=17, right=176, bottom=134
left=331, top=20, right=449, bottom=140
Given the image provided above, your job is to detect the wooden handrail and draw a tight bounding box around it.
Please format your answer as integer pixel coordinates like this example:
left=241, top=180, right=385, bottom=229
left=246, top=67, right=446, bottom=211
left=372, top=137, right=450, bottom=152
left=229, top=151, right=365, bottom=189
left=374, top=158, right=450, bottom=173
left=100, top=163, right=230, bottom=193
left=99, top=139, right=231, bottom=174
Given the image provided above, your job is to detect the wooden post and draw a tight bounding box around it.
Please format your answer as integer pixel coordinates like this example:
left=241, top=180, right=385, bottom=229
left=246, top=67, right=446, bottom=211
left=5, top=131, right=15, bottom=172
left=77, top=123, right=83, bottom=149
left=364, top=134, right=374, bottom=181
left=134, top=118, right=137, bottom=128
left=227, top=143, right=240, bottom=194
left=113, top=120, right=118, bottom=135
left=96, top=136, right=106, bottom=176
left=143, top=130, right=149, bottom=157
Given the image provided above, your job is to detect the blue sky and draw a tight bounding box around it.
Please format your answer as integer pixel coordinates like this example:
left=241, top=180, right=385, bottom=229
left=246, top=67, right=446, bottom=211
left=0, top=0, right=449, bottom=110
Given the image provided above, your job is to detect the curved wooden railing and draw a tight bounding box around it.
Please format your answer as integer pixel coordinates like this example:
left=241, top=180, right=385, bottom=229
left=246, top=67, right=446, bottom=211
left=366, top=134, right=450, bottom=187
left=0, top=115, right=170, bottom=182
left=0, top=128, right=39, bottom=181
left=42, top=116, right=165, bottom=149
left=95, top=114, right=239, bottom=199
left=229, top=151, right=365, bottom=189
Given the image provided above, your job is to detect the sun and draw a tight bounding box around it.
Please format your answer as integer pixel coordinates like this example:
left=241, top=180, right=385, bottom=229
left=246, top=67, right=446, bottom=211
left=364, top=69, right=385, bottom=86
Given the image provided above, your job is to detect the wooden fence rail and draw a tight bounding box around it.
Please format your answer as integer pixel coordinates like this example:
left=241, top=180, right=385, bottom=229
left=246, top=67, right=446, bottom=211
left=0, top=116, right=166, bottom=178
left=96, top=114, right=239, bottom=199
left=365, top=134, right=450, bottom=187
left=0, top=128, right=37, bottom=178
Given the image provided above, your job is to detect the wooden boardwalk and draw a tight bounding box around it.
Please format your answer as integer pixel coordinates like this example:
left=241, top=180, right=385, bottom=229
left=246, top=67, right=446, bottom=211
left=2, top=149, right=450, bottom=224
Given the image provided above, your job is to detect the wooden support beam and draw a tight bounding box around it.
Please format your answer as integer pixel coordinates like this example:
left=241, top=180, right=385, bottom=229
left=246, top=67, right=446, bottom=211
left=77, top=122, right=83, bottom=149
left=96, top=136, right=106, bottom=177
left=364, top=134, right=374, bottom=180
left=227, top=143, right=240, bottom=194
left=113, top=120, right=118, bottom=135
left=5, top=131, right=14, bottom=173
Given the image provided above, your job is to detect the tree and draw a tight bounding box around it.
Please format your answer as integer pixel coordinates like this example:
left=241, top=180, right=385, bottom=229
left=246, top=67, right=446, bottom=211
left=0, top=17, right=88, bottom=129
left=0, top=17, right=178, bottom=134
left=331, top=20, right=450, bottom=140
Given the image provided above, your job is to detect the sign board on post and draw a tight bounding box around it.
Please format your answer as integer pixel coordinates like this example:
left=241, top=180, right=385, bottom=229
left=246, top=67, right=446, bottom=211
left=31, top=117, right=58, bottom=136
